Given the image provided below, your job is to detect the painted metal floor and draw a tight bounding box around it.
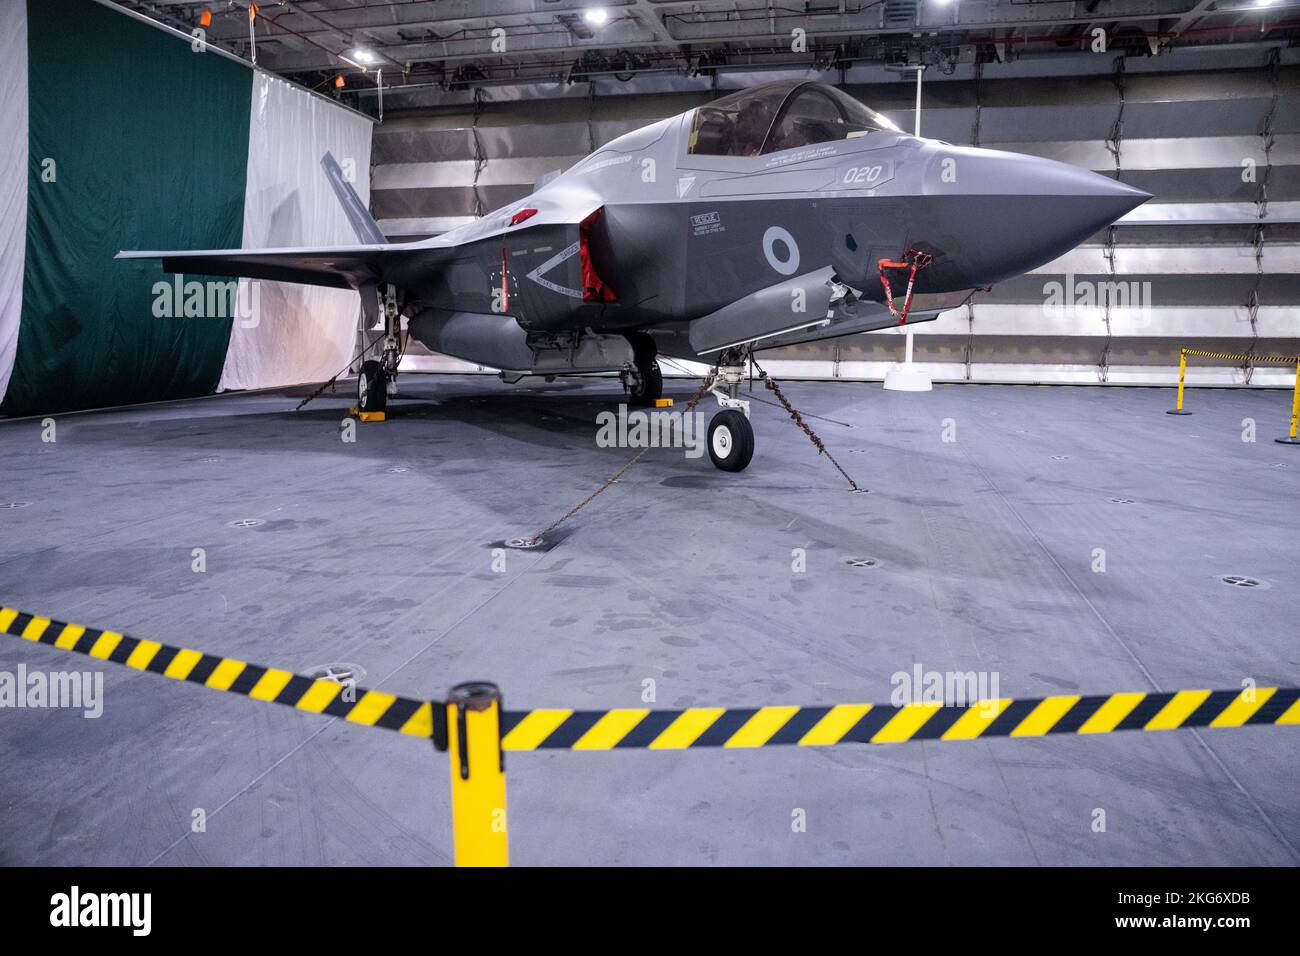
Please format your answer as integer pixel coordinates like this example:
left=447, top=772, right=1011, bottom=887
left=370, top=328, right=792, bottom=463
left=1, top=374, right=1297, bottom=866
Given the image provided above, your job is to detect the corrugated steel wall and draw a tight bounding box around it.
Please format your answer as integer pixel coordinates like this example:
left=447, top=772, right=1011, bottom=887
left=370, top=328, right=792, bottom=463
left=374, top=49, right=1300, bottom=386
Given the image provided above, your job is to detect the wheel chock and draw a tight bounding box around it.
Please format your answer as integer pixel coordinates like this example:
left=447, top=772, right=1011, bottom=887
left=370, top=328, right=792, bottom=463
left=654, top=398, right=673, bottom=408
left=348, top=406, right=387, bottom=423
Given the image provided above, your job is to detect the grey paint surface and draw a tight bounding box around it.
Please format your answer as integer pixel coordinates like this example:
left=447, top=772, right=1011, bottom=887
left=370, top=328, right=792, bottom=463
left=0, top=376, right=1297, bottom=865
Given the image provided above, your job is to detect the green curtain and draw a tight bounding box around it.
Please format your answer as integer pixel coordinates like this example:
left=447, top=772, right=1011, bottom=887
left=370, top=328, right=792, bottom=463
left=2, top=0, right=251, bottom=415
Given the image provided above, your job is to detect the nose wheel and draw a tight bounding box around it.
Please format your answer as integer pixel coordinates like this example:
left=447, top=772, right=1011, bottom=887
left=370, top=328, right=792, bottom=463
left=707, top=409, right=753, bottom=472
left=704, top=347, right=754, bottom=472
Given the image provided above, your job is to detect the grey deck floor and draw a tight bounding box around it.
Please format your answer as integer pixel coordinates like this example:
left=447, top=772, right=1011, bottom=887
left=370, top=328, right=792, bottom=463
left=1, top=374, right=1297, bottom=866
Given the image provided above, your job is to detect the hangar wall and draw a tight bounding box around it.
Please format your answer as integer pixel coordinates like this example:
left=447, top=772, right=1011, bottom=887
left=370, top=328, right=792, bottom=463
left=0, top=0, right=371, bottom=417
left=372, top=46, right=1299, bottom=386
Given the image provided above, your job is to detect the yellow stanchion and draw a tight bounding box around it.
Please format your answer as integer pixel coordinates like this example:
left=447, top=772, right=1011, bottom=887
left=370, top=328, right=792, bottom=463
left=446, top=682, right=509, bottom=867
left=1168, top=346, right=1300, bottom=429
left=1167, top=348, right=1192, bottom=415
left=1278, top=356, right=1300, bottom=446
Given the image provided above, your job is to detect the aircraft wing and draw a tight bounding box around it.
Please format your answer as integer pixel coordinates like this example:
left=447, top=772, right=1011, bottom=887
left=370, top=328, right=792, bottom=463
left=114, top=241, right=440, bottom=291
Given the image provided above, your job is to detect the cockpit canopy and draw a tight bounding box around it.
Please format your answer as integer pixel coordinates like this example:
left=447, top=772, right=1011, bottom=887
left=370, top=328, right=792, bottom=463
left=687, top=81, right=899, bottom=158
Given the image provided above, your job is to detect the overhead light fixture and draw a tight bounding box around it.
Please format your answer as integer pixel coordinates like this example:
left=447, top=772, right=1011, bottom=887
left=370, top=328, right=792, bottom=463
left=352, top=47, right=377, bottom=64
left=583, top=8, right=609, bottom=25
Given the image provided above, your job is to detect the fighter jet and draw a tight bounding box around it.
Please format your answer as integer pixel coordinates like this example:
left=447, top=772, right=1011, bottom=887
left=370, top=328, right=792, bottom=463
left=119, top=79, right=1149, bottom=472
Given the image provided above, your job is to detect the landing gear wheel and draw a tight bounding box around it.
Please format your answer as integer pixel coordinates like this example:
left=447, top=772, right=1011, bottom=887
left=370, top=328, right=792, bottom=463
left=358, top=359, right=388, bottom=414
left=630, top=363, right=663, bottom=406
left=707, top=409, right=754, bottom=472
left=624, top=331, right=661, bottom=407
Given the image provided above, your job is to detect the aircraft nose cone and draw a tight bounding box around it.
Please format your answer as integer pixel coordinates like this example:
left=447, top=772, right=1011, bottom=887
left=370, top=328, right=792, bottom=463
left=921, top=146, right=1152, bottom=287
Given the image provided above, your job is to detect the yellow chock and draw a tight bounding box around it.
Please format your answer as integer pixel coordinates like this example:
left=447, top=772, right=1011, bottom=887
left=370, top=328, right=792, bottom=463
left=654, top=398, right=673, bottom=408
left=446, top=682, right=508, bottom=867
left=348, top=406, right=387, bottom=423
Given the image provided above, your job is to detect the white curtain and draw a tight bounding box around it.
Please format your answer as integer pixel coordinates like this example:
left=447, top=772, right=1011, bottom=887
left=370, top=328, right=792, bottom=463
left=0, top=0, right=28, bottom=404
left=218, top=70, right=374, bottom=391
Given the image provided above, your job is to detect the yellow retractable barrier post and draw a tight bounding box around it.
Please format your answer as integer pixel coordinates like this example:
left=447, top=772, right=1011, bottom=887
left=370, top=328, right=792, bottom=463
left=446, top=682, right=509, bottom=866
left=1167, top=348, right=1192, bottom=415
left=1278, top=356, right=1300, bottom=446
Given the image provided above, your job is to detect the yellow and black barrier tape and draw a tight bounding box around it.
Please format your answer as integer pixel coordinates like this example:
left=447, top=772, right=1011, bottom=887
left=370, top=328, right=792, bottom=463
left=499, top=690, right=1300, bottom=750
left=4, top=607, right=1298, bottom=751
left=0, top=606, right=437, bottom=739
left=1181, top=348, right=1299, bottom=364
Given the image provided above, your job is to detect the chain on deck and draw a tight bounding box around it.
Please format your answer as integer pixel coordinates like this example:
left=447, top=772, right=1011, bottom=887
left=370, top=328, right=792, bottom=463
left=516, top=371, right=718, bottom=547
left=751, top=358, right=864, bottom=493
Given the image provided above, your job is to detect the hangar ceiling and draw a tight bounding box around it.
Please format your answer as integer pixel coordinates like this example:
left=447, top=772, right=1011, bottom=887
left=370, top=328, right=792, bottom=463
left=115, top=0, right=1300, bottom=101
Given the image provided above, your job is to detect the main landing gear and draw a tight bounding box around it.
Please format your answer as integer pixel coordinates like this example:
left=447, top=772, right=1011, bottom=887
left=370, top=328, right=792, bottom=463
left=706, top=348, right=754, bottom=472
left=357, top=284, right=402, bottom=414
left=357, top=359, right=387, bottom=414
left=620, top=332, right=663, bottom=406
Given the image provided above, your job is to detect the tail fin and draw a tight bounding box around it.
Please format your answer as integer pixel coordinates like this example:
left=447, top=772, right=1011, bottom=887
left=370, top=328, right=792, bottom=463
left=321, top=152, right=387, bottom=245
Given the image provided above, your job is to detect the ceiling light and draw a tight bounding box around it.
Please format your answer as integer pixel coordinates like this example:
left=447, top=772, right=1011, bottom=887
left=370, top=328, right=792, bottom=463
left=352, top=47, right=377, bottom=64
left=583, top=8, right=609, bottom=25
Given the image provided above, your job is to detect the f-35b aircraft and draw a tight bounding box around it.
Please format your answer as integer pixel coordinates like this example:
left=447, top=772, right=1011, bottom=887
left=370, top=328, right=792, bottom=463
left=120, top=80, right=1149, bottom=472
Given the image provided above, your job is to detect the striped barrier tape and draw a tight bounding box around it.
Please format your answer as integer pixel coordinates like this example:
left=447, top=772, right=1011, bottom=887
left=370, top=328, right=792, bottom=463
left=3, top=606, right=1298, bottom=750
left=1181, top=348, right=1299, bottom=364
left=499, top=689, right=1300, bottom=750
left=0, top=606, right=437, bottom=739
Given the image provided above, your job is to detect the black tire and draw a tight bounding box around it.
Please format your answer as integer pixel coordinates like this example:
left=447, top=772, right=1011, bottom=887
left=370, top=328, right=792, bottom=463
left=630, top=363, right=663, bottom=406
left=357, top=359, right=388, bottom=413
left=707, top=409, right=754, bottom=472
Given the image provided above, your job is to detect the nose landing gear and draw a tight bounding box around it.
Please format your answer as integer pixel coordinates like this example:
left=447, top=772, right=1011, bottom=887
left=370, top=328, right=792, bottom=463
left=706, top=348, right=754, bottom=472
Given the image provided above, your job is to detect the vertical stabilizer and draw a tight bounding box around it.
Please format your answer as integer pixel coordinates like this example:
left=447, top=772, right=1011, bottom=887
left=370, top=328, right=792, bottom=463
left=321, top=151, right=386, bottom=245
